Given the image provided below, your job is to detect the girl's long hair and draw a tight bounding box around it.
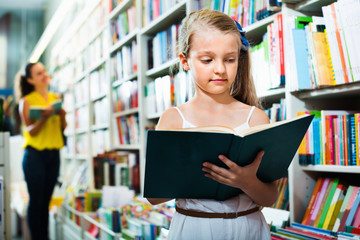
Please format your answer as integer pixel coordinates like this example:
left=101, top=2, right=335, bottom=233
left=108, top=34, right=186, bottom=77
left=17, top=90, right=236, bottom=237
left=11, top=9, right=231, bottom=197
left=14, top=62, right=36, bottom=102
left=178, top=9, right=260, bottom=108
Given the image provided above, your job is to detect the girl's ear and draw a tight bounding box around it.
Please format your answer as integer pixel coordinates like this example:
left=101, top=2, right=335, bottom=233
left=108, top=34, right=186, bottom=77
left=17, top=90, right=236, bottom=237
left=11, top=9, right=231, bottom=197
left=179, top=52, right=190, bottom=71
left=26, top=77, right=34, bottom=85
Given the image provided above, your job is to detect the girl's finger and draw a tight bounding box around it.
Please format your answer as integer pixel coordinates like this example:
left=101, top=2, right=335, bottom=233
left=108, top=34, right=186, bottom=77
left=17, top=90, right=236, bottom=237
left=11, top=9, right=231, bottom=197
left=218, top=155, right=237, bottom=169
left=204, top=170, right=229, bottom=185
left=202, top=162, right=230, bottom=178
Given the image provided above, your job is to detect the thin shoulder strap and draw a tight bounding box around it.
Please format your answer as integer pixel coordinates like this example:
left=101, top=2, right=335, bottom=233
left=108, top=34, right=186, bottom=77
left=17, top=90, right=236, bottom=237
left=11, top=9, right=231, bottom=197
left=246, top=106, right=256, bottom=124
left=174, top=106, right=186, bottom=122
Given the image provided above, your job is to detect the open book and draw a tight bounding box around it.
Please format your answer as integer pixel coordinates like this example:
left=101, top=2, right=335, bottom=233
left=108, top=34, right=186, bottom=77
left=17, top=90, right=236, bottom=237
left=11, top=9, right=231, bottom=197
left=29, top=99, right=62, bottom=119
left=144, top=114, right=314, bottom=201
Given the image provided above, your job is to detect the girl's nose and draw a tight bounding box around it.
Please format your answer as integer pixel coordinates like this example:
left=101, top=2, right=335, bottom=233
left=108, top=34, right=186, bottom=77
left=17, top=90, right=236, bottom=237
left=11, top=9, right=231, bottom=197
left=214, top=60, right=226, bottom=75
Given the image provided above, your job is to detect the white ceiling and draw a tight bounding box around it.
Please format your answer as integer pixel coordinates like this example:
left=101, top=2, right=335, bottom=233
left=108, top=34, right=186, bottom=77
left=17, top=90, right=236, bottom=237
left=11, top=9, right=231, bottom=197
left=0, top=0, right=50, bottom=9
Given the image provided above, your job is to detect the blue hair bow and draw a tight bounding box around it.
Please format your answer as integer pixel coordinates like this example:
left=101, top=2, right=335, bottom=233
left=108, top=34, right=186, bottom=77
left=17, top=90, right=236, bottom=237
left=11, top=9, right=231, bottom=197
left=234, top=20, right=249, bottom=51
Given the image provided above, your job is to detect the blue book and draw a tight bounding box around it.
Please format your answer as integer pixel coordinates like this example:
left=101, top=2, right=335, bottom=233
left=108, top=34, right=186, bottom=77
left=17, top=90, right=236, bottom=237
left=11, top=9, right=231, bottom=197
left=350, top=115, right=356, bottom=166
left=28, top=100, right=62, bottom=119
left=345, top=186, right=360, bottom=227
left=290, top=222, right=336, bottom=236
left=292, top=29, right=312, bottom=90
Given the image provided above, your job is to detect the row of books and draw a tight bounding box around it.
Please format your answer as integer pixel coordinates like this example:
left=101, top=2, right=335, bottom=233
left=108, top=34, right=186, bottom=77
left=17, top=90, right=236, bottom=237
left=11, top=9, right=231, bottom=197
left=202, top=0, right=281, bottom=27
left=263, top=98, right=286, bottom=123
left=112, top=80, right=138, bottom=113
left=75, top=133, right=89, bottom=155
left=75, top=106, right=89, bottom=131
left=113, top=114, right=140, bottom=146
left=65, top=0, right=107, bottom=62
left=144, top=71, right=193, bottom=117
left=74, top=78, right=89, bottom=106
left=92, top=97, right=110, bottom=126
left=271, top=177, right=289, bottom=210
left=289, top=1, right=360, bottom=92
left=301, top=177, right=360, bottom=233
left=251, top=14, right=285, bottom=94
left=298, top=111, right=360, bottom=166
left=99, top=196, right=173, bottom=240
left=323, top=1, right=360, bottom=84
left=110, top=40, right=138, bottom=82
left=271, top=222, right=360, bottom=240
left=75, top=32, right=109, bottom=77
left=288, top=16, right=333, bottom=91
left=142, top=0, right=180, bottom=27
left=110, top=3, right=137, bottom=45
left=64, top=112, right=75, bottom=136
left=89, top=66, right=108, bottom=101
left=91, top=129, right=111, bottom=157
left=148, top=23, right=180, bottom=70
left=93, top=151, right=140, bottom=192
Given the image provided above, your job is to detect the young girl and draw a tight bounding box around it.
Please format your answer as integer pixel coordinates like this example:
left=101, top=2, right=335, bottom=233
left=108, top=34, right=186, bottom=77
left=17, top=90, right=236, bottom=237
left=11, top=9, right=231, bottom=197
left=17, top=62, right=67, bottom=240
left=146, top=9, right=278, bottom=239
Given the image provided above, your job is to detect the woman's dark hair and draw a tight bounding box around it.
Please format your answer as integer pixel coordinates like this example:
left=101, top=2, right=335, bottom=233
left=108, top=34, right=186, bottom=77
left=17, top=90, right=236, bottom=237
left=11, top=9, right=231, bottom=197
left=15, top=62, right=37, bottom=101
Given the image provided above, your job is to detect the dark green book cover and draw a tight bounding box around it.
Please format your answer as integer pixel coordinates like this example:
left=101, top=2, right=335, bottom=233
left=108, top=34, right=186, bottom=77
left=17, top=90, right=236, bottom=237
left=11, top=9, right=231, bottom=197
left=144, top=114, right=314, bottom=201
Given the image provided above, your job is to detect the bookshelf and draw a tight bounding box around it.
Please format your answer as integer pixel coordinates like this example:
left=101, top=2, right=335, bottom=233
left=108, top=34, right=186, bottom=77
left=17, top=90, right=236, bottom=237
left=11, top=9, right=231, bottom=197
left=0, top=132, right=11, bottom=239
left=43, top=0, right=360, bottom=237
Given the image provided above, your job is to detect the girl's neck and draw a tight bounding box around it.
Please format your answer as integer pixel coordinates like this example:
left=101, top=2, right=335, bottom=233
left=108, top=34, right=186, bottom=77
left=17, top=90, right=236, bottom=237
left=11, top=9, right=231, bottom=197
left=35, top=87, right=48, bottom=100
left=193, top=91, right=236, bottom=109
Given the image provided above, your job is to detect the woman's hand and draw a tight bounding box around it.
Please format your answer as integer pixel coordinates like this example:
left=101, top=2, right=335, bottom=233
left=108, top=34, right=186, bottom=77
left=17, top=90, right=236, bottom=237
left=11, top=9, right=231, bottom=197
left=56, top=108, right=66, bottom=117
left=41, top=105, right=54, bottom=119
left=202, top=151, right=264, bottom=190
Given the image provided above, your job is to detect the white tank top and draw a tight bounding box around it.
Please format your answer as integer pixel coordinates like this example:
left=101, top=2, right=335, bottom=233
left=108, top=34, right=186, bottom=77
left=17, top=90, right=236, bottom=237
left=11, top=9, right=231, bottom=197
left=173, top=106, right=256, bottom=132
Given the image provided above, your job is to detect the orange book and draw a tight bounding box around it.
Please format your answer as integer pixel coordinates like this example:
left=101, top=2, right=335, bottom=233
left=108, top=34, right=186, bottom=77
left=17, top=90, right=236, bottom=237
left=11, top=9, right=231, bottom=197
left=302, top=178, right=324, bottom=225
left=311, top=32, right=334, bottom=86
left=330, top=3, right=350, bottom=83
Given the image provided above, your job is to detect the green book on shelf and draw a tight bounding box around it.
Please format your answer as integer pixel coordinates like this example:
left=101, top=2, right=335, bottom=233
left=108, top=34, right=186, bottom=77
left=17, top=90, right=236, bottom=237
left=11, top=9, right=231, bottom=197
left=144, top=114, right=314, bottom=201
left=317, top=178, right=339, bottom=228
left=28, top=99, right=62, bottom=119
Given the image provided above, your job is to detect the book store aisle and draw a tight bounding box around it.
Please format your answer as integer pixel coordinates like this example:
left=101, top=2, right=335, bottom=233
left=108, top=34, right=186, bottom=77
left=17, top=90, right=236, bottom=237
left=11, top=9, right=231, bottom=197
left=1, top=0, right=360, bottom=239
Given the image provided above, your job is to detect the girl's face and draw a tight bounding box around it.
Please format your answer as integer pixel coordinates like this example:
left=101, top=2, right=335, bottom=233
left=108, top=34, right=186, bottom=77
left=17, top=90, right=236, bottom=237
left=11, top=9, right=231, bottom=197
left=182, top=29, right=239, bottom=96
left=27, top=63, right=50, bottom=88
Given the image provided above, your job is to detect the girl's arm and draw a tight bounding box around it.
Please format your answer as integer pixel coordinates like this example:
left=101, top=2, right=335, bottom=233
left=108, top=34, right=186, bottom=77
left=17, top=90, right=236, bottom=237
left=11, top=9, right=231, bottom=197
left=19, top=98, right=53, bottom=136
left=202, top=108, right=278, bottom=207
left=146, top=108, right=183, bottom=205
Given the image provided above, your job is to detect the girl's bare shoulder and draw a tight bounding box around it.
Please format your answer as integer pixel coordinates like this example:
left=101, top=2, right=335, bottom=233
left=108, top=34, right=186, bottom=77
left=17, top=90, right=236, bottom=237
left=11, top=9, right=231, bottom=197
left=249, top=106, right=270, bottom=127
left=156, top=107, right=183, bottom=130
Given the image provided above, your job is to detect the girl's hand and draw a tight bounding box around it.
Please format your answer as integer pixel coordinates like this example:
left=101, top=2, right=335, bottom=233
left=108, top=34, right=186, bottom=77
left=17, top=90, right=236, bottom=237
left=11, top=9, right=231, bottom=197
left=202, top=151, right=265, bottom=190
left=41, top=105, right=54, bottom=119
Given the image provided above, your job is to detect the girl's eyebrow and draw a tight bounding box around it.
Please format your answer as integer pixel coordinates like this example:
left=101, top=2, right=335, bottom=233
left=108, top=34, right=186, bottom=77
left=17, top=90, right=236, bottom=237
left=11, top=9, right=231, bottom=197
left=197, top=50, right=238, bottom=55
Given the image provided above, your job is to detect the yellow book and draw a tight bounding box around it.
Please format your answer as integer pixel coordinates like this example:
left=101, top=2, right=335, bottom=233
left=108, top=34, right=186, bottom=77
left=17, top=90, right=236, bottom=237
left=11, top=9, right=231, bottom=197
left=323, top=184, right=345, bottom=229
left=311, top=32, right=334, bottom=87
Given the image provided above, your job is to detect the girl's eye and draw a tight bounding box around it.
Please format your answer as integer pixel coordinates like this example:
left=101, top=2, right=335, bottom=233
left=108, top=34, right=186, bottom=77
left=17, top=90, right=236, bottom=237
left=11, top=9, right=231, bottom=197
left=201, top=59, right=212, bottom=63
left=226, top=58, right=235, bottom=62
